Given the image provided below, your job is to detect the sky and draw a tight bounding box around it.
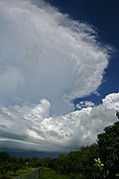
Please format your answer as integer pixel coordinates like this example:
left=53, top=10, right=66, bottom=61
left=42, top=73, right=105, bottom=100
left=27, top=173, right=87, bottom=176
left=0, top=0, right=119, bottom=153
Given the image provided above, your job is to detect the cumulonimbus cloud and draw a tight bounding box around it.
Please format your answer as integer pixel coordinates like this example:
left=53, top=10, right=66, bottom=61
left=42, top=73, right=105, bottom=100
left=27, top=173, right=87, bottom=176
left=0, top=0, right=109, bottom=115
left=0, top=0, right=117, bottom=152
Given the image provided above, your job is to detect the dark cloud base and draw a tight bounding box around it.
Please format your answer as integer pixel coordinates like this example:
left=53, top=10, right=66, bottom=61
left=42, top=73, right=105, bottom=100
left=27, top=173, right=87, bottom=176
left=0, top=148, right=66, bottom=158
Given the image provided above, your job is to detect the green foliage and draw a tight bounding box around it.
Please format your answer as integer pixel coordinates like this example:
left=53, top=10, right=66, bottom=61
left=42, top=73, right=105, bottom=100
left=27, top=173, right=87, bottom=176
left=9, top=156, right=21, bottom=175
left=39, top=167, right=70, bottom=179
left=14, top=167, right=35, bottom=176
left=93, top=158, right=109, bottom=178
left=94, top=158, right=104, bottom=172
left=0, top=152, right=11, bottom=177
left=116, top=173, right=119, bottom=177
left=46, top=143, right=98, bottom=178
left=0, top=152, right=36, bottom=178
left=97, top=114, right=119, bottom=178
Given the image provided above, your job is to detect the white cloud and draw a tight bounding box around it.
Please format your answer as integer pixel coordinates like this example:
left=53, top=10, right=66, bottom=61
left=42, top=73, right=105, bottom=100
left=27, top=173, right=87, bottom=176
left=0, top=0, right=117, bottom=152
left=76, top=101, right=95, bottom=109
left=0, top=65, right=24, bottom=95
left=0, top=0, right=109, bottom=115
left=0, top=93, right=119, bottom=152
left=102, top=92, right=119, bottom=111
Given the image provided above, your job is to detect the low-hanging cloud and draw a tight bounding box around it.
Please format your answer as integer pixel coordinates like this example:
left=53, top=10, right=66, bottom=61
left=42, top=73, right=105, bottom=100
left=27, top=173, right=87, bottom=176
left=0, top=0, right=109, bottom=115
left=0, top=93, right=119, bottom=152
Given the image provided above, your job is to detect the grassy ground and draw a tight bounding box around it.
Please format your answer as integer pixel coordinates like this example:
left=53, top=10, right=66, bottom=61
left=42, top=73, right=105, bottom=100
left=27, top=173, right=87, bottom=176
left=12, top=167, right=35, bottom=176
left=39, top=168, right=71, bottom=179
left=0, top=167, right=35, bottom=179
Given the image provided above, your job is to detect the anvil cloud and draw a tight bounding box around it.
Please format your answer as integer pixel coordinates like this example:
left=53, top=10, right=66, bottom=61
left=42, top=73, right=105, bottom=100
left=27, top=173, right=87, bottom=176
left=0, top=0, right=109, bottom=114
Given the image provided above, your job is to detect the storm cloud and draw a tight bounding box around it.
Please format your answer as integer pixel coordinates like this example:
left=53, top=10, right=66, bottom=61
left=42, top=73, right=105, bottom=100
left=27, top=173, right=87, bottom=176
left=0, top=0, right=117, bottom=152
left=0, top=0, right=109, bottom=115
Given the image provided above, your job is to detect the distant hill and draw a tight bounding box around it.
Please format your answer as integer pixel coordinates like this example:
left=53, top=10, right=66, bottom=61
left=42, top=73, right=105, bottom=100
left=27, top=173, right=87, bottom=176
left=0, top=148, right=67, bottom=158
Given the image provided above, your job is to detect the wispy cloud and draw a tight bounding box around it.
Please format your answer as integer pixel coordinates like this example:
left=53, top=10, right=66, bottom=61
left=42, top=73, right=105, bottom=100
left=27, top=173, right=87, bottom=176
left=0, top=0, right=109, bottom=115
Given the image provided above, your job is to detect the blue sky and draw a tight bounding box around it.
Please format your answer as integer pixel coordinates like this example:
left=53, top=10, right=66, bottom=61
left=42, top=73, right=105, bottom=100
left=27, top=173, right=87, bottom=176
left=44, top=0, right=119, bottom=106
left=0, top=0, right=119, bottom=152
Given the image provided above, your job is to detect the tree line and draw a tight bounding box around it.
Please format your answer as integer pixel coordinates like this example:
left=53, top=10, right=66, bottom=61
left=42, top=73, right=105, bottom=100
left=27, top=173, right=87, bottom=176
left=0, top=112, right=119, bottom=179
left=0, top=152, right=45, bottom=178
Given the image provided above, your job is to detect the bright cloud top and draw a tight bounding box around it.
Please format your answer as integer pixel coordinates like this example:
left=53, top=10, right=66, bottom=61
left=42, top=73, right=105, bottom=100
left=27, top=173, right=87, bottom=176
left=0, top=93, right=119, bottom=152
left=103, top=93, right=119, bottom=111
left=0, top=0, right=109, bottom=115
